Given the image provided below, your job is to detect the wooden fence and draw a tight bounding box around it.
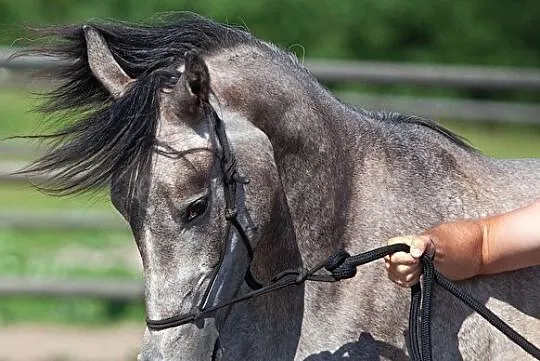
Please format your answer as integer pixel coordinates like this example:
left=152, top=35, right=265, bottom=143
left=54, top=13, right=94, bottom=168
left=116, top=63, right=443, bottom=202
left=2, top=47, right=540, bottom=123
left=0, top=277, right=142, bottom=300
left=0, top=47, right=539, bottom=300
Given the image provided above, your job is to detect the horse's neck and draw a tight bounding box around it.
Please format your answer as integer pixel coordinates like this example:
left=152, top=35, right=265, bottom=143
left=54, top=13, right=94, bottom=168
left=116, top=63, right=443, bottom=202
left=207, top=49, right=362, bottom=264
left=241, top=76, right=534, bottom=262
left=208, top=48, right=507, bottom=264
left=252, top=89, right=365, bottom=265
left=217, top=83, right=358, bottom=360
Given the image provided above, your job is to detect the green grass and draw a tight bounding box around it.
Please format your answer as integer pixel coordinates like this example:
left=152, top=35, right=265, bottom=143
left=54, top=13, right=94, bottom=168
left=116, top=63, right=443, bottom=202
left=0, top=227, right=139, bottom=325
left=0, top=184, right=113, bottom=210
left=0, top=297, right=144, bottom=325
left=440, top=119, right=540, bottom=158
left=1, top=88, right=539, bottom=325
left=0, top=229, right=135, bottom=278
left=0, top=226, right=140, bottom=325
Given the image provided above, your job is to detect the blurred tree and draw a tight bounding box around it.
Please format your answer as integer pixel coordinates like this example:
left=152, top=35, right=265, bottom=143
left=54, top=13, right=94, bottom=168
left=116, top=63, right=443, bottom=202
left=0, top=0, right=538, bottom=67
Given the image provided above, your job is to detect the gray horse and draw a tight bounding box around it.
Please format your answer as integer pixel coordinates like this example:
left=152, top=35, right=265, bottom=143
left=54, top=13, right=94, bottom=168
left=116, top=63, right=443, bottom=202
left=21, top=15, right=539, bottom=360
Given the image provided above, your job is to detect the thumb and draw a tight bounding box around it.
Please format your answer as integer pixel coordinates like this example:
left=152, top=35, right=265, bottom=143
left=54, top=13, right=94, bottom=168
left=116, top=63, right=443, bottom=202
left=410, top=236, right=430, bottom=259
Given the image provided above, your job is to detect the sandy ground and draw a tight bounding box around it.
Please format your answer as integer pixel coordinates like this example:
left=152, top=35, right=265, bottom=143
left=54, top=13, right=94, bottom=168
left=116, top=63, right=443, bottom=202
left=0, top=324, right=143, bottom=361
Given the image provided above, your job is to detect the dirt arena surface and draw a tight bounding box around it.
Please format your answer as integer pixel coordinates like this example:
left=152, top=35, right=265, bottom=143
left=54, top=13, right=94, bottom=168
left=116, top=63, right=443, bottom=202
left=0, top=324, right=143, bottom=361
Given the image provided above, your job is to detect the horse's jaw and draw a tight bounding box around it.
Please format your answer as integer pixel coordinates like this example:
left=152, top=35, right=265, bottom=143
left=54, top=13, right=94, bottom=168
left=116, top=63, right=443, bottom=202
left=138, top=321, right=219, bottom=361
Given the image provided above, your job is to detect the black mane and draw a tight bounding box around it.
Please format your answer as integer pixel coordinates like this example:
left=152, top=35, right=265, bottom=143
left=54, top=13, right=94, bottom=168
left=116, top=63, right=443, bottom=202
left=357, top=109, right=474, bottom=151
left=17, top=14, right=472, bottom=195
left=18, top=14, right=253, bottom=194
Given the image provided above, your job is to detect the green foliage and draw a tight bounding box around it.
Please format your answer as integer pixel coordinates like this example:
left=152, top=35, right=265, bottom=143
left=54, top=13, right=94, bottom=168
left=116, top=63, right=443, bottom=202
left=1, top=0, right=538, bottom=66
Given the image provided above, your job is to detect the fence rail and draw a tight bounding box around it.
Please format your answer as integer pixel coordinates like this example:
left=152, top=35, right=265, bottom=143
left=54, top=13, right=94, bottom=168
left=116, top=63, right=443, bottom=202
left=0, top=210, right=126, bottom=230
left=2, top=47, right=540, bottom=90
left=339, top=93, right=540, bottom=124
left=306, top=59, right=540, bottom=90
left=0, top=277, right=142, bottom=301
left=0, top=142, right=43, bottom=157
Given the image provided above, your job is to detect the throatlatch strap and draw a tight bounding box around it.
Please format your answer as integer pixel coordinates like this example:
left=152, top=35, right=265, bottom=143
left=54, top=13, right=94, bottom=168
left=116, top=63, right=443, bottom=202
left=212, top=110, right=261, bottom=291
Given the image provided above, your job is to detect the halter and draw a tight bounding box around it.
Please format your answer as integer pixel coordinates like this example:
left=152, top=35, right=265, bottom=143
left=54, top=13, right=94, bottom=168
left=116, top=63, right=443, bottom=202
left=145, top=107, right=263, bottom=331
left=144, top=106, right=540, bottom=361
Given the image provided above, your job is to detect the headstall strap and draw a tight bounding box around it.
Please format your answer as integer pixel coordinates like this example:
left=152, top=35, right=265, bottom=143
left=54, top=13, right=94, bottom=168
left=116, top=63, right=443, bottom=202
left=212, top=109, right=246, bottom=221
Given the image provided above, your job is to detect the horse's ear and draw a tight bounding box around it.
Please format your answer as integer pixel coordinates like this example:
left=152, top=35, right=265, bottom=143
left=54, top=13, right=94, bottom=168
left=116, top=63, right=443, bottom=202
left=83, top=25, right=133, bottom=98
left=182, top=50, right=210, bottom=102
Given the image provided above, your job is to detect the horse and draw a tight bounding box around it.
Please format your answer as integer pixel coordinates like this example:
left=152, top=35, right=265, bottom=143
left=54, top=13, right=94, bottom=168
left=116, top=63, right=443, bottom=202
left=20, top=15, right=540, bottom=360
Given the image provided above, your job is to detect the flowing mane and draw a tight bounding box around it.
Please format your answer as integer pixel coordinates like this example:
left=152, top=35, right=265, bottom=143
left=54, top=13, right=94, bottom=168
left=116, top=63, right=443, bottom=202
left=38, top=15, right=252, bottom=111
left=19, top=14, right=471, bottom=195
left=357, top=109, right=474, bottom=151
left=18, top=15, right=253, bottom=194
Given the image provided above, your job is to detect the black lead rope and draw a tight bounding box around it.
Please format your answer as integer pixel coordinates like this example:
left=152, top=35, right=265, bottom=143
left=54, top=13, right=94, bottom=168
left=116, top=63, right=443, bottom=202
left=324, top=244, right=540, bottom=360
left=416, top=255, right=540, bottom=360
left=147, top=243, right=540, bottom=360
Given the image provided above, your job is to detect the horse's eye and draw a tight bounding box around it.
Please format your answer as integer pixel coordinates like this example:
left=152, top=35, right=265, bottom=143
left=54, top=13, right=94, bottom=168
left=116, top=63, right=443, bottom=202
left=165, top=75, right=180, bottom=88
left=184, top=196, right=208, bottom=223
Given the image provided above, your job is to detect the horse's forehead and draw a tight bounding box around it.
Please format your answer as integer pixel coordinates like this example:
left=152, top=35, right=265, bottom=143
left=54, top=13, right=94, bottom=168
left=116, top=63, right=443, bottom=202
left=148, top=115, right=212, bottom=191
left=155, top=113, right=211, bottom=150
left=150, top=72, right=275, bottom=183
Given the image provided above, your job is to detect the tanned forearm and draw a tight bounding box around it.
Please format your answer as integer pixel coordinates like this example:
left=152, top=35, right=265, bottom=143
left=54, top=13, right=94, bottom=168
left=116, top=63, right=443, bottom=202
left=478, top=200, right=540, bottom=276
left=386, top=199, right=540, bottom=286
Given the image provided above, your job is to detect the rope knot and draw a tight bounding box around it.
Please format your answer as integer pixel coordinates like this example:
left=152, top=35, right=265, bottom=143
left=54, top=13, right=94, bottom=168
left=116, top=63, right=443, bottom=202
left=330, top=262, right=357, bottom=280
left=225, top=208, right=237, bottom=220
left=325, top=249, right=350, bottom=272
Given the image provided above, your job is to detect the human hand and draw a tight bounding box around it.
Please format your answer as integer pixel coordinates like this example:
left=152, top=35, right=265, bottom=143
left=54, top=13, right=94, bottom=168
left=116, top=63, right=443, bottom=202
left=385, top=220, right=485, bottom=287
left=384, top=235, right=433, bottom=287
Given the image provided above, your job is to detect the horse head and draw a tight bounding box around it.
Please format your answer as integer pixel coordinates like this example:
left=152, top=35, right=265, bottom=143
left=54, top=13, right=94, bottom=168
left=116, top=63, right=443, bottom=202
left=79, top=26, right=302, bottom=360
